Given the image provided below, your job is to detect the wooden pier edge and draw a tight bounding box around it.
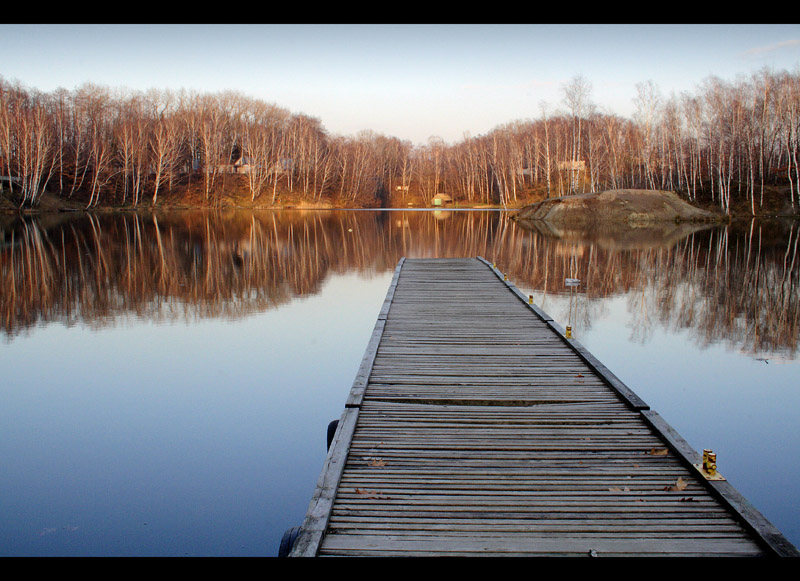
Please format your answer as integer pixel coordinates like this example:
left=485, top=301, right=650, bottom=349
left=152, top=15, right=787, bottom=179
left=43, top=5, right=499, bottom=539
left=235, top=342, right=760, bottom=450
left=475, top=256, right=649, bottom=411
left=476, top=256, right=800, bottom=557
left=288, top=258, right=405, bottom=557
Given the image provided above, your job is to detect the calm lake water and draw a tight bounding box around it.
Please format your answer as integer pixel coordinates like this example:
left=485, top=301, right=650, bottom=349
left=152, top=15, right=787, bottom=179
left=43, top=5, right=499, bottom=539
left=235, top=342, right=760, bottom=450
left=1, top=209, right=798, bottom=556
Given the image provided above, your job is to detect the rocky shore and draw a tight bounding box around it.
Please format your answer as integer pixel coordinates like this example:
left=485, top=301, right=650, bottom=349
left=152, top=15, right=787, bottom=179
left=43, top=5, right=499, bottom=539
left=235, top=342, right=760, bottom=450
left=513, top=189, right=723, bottom=227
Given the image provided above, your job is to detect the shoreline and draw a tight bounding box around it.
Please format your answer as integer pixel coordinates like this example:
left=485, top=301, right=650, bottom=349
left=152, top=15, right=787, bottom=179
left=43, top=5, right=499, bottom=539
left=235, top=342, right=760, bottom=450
left=2, top=189, right=799, bottom=221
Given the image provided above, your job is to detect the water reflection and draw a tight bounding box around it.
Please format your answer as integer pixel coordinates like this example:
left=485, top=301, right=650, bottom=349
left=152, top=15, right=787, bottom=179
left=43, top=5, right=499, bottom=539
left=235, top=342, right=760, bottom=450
left=507, top=218, right=799, bottom=358
left=1, top=210, right=798, bottom=358
left=2, top=209, right=799, bottom=555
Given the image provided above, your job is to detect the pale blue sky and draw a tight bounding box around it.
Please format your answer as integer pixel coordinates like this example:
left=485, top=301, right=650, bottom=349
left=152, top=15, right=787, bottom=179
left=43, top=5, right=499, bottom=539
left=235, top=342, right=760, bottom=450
left=2, top=24, right=799, bottom=145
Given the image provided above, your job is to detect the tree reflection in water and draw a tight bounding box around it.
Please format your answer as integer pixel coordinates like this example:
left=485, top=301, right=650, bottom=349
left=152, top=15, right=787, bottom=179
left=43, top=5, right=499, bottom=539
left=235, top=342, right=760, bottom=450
left=2, top=210, right=797, bottom=360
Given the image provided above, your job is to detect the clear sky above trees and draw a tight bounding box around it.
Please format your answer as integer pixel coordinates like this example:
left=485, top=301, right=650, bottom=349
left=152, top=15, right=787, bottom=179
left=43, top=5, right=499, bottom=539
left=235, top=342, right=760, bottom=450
left=2, top=24, right=799, bottom=146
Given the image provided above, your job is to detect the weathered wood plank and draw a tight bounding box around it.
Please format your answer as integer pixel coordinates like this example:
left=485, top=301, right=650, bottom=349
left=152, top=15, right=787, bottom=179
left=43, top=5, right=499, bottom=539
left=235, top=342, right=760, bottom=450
left=289, top=407, right=359, bottom=557
left=318, top=534, right=765, bottom=557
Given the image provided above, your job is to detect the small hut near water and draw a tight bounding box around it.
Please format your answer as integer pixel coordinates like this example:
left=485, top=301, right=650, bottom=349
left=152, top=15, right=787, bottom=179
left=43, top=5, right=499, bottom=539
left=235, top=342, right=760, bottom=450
left=432, top=193, right=453, bottom=207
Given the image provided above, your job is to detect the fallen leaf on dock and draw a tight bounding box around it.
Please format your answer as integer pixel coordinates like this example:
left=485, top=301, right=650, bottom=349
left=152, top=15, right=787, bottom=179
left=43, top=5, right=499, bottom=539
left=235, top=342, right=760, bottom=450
left=608, top=486, right=631, bottom=492
left=354, top=488, right=389, bottom=500
left=664, top=477, right=688, bottom=491
left=648, top=448, right=669, bottom=456
left=369, top=458, right=387, bottom=467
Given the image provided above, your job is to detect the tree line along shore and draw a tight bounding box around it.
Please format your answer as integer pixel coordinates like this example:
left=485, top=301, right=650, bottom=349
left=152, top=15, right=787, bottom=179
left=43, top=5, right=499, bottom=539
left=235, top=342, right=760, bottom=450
left=1, top=69, right=800, bottom=218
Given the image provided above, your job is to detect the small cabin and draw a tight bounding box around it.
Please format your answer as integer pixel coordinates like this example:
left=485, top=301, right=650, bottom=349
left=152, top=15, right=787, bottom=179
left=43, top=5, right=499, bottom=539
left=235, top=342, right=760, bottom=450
left=432, top=193, right=453, bottom=207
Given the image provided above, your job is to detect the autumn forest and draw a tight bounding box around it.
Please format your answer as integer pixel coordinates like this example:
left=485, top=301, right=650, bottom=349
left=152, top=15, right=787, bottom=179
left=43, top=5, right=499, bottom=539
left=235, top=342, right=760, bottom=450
left=2, top=69, right=800, bottom=215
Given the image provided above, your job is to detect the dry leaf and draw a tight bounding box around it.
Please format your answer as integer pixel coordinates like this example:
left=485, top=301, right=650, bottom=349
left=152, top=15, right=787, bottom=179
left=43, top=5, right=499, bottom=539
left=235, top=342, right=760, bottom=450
left=355, top=488, right=389, bottom=500
left=648, top=448, right=669, bottom=456
left=609, top=486, right=631, bottom=493
left=369, top=458, right=386, bottom=467
left=664, top=477, right=688, bottom=491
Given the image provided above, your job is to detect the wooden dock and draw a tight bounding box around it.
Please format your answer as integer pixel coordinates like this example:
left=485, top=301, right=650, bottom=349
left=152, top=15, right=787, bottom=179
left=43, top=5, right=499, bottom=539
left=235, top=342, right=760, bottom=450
left=288, top=257, right=798, bottom=557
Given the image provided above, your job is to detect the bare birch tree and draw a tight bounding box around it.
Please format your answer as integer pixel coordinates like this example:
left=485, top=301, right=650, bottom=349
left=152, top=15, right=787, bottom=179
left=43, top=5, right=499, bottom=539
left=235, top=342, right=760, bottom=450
left=562, top=75, right=593, bottom=193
